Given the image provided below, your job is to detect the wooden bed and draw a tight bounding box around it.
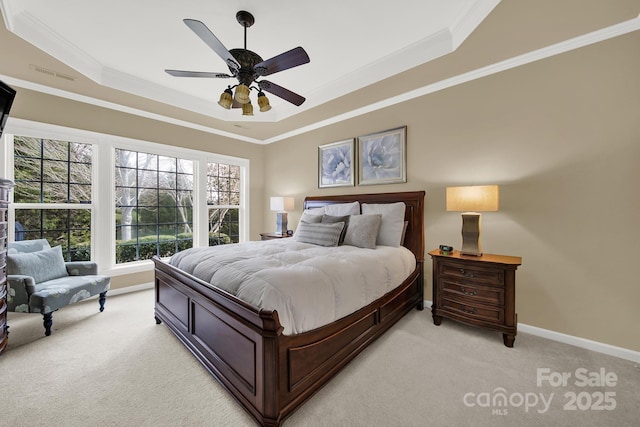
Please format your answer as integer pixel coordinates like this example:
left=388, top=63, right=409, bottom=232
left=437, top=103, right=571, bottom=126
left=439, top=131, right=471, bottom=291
left=153, top=191, right=425, bottom=426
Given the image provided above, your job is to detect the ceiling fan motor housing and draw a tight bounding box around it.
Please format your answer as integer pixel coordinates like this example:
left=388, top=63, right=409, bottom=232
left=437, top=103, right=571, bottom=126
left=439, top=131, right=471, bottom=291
left=229, top=48, right=263, bottom=86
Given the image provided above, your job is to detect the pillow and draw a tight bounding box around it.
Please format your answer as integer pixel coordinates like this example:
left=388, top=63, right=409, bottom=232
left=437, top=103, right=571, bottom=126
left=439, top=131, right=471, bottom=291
left=361, top=202, right=406, bottom=247
left=299, top=212, right=323, bottom=224
left=294, top=212, right=324, bottom=238
left=343, top=214, right=382, bottom=249
left=7, top=245, right=69, bottom=283
left=304, top=207, right=326, bottom=215
left=321, top=214, right=350, bottom=245
left=294, top=222, right=345, bottom=247
left=325, top=201, right=360, bottom=216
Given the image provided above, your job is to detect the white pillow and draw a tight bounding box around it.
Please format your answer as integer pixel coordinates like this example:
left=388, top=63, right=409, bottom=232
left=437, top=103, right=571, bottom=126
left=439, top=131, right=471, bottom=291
left=304, top=207, right=326, bottom=215
left=361, top=202, right=406, bottom=247
left=325, top=201, right=360, bottom=216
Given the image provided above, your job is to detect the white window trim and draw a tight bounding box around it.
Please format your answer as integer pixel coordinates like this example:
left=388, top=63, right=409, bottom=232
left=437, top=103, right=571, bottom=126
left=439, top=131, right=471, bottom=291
left=2, top=118, right=250, bottom=277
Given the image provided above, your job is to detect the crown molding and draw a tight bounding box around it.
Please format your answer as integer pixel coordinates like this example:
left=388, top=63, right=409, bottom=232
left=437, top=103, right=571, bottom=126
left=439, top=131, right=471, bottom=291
left=3, top=16, right=638, bottom=145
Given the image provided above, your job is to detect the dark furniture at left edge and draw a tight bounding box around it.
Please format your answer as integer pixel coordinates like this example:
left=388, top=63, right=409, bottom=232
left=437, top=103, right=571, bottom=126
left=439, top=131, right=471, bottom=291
left=0, top=179, right=14, bottom=356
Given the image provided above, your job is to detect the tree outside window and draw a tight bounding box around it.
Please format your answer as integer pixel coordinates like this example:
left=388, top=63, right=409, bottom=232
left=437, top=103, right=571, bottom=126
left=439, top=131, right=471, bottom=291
left=12, top=136, right=92, bottom=261
left=115, top=149, right=194, bottom=263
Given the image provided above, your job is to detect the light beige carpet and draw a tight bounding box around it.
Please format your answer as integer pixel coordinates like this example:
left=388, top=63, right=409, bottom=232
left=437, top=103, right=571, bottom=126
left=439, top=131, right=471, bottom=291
left=1, top=289, right=638, bottom=426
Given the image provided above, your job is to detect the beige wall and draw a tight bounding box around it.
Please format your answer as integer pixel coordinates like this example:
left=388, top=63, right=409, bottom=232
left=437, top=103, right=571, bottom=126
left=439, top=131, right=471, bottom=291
left=8, top=88, right=267, bottom=290
left=263, top=32, right=640, bottom=352
left=3, top=10, right=638, bottom=352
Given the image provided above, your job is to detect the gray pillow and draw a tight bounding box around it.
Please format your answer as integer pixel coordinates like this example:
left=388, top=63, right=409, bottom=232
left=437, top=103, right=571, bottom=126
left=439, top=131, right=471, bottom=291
left=299, top=212, right=323, bottom=224
left=294, top=222, right=345, bottom=247
left=343, top=214, right=382, bottom=249
left=361, top=202, right=406, bottom=247
left=7, top=245, right=69, bottom=283
left=321, top=214, right=349, bottom=245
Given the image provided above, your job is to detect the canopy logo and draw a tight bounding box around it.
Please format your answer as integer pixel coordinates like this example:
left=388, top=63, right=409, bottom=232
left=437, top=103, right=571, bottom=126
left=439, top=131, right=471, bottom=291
left=462, top=368, right=618, bottom=415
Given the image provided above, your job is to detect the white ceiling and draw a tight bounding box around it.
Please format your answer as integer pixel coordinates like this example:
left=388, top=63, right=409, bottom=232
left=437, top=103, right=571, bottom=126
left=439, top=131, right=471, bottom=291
left=0, top=0, right=500, bottom=123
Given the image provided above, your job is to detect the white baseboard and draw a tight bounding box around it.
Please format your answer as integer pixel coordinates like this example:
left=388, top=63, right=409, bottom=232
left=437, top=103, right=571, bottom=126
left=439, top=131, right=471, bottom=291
left=423, top=300, right=640, bottom=363
left=107, top=282, right=154, bottom=296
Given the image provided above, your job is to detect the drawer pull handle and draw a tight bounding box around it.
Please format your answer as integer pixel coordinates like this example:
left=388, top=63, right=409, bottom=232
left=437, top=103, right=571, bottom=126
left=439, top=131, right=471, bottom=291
left=459, top=268, right=476, bottom=278
left=460, top=286, right=477, bottom=296
left=462, top=306, right=477, bottom=315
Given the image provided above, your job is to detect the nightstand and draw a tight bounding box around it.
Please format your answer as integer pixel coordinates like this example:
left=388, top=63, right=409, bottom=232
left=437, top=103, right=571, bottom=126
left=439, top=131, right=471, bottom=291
left=260, top=232, right=292, bottom=241
left=429, top=250, right=521, bottom=347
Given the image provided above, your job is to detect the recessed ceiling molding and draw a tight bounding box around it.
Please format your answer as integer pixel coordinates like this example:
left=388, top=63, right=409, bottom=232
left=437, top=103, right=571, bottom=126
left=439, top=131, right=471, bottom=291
left=262, top=16, right=640, bottom=144
left=449, top=0, right=501, bottom=49
left=0, top=74, right=264, bottom=145
left=8, top=10, right=103, bottom=84
left=297, top=28, right=454, bottom=116
left=2, top=15, right=638, bottom=146
left=1, top=1, right=501, bottom=123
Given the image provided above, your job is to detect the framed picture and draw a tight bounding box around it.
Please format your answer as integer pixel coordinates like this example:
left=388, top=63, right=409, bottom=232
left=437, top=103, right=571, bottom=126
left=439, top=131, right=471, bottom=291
left=357, top=126, right=407, bottom=185
left=318, top=139, right=355, bottom=188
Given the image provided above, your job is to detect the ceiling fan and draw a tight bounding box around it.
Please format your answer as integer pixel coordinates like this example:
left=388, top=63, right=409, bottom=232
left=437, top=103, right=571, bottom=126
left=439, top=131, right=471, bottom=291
left=165, top=10, right=310, bottom=116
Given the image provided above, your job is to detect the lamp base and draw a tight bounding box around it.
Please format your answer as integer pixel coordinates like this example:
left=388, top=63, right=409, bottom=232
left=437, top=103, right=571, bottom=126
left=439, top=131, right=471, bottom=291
left=275, top=212, right=288, bottom=235
left=460, top=212, right=483, bottom=256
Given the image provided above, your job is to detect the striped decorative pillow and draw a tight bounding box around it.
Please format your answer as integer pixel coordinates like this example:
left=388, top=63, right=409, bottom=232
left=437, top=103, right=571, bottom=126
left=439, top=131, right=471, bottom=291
left=294, top=222, right=345, bottom=247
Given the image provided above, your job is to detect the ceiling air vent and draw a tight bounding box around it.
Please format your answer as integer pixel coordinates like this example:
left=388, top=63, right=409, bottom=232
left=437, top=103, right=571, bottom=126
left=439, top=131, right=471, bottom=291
left=30, top=64, right=75, bottom=82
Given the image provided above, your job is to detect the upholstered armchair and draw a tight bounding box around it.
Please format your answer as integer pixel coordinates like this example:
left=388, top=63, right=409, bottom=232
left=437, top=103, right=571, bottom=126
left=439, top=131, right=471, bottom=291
left=6, top=239, right=110, bottom=336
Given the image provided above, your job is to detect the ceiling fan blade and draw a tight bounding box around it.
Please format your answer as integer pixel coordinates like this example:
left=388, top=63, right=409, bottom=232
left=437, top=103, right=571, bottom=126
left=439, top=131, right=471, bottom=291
left=258, top=80, right=306, bottom=106
left=253, top=47, right=310, bottom=77
left=165, top=69, right=234, bottom=78
left=183, top=19, right=240, bottom=73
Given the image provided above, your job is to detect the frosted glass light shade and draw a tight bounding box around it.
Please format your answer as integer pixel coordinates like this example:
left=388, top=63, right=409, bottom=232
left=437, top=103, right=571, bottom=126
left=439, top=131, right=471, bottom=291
left=242, top=102, right=254, bottom=116
left=234, top=84, right=251, bottom=104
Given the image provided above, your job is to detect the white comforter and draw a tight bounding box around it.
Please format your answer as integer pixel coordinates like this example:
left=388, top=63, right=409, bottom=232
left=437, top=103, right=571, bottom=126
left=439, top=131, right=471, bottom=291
left=168, top=239, right=416, bottom=335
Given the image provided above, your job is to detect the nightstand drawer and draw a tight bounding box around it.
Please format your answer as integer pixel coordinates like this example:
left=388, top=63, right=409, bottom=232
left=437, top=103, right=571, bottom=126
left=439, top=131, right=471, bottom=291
left=440, top=279, right=503, bottom=306
left=439, top=262, right=503, bottom=286
left=441, top=297, right=504, bottom=324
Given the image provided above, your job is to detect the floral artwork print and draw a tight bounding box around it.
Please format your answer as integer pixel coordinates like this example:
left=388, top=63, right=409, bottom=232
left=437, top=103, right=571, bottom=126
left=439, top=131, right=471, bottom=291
left=318, top=139, right=355, bottom=188
left=358, top=126, right=407, bottom=185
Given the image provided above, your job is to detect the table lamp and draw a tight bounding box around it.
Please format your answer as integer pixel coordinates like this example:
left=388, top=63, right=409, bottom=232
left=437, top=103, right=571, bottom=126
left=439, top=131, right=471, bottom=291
left=270, top=196, right=295, bottom=235
left=446, top=185, right=499, bottom=256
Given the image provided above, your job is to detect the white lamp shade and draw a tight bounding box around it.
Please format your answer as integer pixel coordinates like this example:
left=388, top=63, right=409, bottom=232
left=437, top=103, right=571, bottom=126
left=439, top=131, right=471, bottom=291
left=270, top=196, right=295, bottom=212
left=446, top=185, right=499, bottom=212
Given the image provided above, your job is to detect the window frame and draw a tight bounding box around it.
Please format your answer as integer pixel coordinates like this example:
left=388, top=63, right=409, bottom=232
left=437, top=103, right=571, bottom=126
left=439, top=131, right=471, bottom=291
left=1, top=118, right=250, bottom=276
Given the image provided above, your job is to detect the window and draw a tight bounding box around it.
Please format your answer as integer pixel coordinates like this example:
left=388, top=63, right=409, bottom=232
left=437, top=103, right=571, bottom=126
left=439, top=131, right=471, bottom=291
left=115, top=149, right=194, bottom=263
left=3, top=119, right=249, bottom=273
left=207, top=162, right=240, bottom=245
left=12, top=136, right=92, bottom=261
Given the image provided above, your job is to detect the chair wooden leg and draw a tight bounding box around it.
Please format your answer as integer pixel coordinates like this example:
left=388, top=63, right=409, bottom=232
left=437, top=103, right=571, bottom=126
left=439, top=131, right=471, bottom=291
left=98, top=291, right=107, bottom=312
left=43, top=312, right=53, bottom=336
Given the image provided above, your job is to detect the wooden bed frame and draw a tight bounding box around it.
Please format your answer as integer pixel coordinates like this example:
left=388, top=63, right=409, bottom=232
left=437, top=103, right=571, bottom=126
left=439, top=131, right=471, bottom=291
left=153, top=191, right=425, bottom=426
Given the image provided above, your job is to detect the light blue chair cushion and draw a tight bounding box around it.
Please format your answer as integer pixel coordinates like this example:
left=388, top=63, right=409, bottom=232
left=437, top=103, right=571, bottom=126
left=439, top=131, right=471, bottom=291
left=7, top=238, right=51, bottom=254
left=7, top=245, right=69, bottom=283
left=28, top=275, right=111, bottom=313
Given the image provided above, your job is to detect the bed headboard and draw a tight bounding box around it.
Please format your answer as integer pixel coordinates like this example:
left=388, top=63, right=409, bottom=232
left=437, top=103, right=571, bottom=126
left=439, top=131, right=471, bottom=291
left=304, top=191, right=425, bottom=262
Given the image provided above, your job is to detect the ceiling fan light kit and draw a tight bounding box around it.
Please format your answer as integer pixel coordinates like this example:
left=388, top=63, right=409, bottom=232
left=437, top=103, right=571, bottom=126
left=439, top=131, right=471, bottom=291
left=234, top=84, right=251, bottom=104
left=217, top=87, right=233, bottom=109
left=166, top=10, right=310, bottom=116
left=242, top=102, right=254, bottom=116
left=257, top=91, right=271, bottom=112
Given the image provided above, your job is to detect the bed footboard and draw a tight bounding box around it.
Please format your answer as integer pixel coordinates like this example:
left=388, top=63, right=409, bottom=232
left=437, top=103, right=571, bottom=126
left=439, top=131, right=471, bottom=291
left=154, top=258, right=423, bottom=426
left=154, top=190, right=426, bottom=426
